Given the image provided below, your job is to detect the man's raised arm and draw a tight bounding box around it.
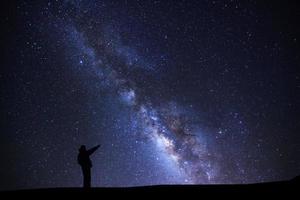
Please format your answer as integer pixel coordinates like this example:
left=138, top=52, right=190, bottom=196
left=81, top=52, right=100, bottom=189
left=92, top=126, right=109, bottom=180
left=87, top=144, right=100, bottom=155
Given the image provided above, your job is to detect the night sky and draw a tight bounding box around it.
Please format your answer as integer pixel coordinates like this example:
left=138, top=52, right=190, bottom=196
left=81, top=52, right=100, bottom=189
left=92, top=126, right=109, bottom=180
left=1, top=0, right=299, bottom=190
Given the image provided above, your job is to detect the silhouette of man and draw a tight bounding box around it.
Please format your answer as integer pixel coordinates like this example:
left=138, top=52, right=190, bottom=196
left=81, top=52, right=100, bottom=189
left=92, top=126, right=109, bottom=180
left=77, top=144, right=100, bottom=188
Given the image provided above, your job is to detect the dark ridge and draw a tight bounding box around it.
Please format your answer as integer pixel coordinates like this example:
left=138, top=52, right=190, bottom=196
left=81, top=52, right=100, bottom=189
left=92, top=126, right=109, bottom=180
left=1, top=177, right=298, bottom=198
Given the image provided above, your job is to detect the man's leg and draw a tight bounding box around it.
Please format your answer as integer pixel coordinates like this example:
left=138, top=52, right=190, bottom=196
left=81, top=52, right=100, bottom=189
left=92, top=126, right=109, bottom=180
left=83, top=167, right=91, bottom=188
left=86, top=167, right=91, bottom=188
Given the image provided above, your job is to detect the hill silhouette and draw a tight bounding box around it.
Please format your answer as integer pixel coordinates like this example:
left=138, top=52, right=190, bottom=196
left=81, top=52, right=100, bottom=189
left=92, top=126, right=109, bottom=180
left=1, top=176, right=298, bottom=198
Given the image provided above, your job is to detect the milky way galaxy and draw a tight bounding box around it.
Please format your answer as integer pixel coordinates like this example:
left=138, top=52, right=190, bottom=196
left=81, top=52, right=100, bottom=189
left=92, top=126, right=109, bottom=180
left=1, top=0, right=299, bottom=190
left=62, top=20, right=220, bottom=184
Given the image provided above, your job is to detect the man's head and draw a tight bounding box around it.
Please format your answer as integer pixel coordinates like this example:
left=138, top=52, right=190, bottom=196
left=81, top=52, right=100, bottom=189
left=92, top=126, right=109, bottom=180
left=79, top=145, right=86, bottom=152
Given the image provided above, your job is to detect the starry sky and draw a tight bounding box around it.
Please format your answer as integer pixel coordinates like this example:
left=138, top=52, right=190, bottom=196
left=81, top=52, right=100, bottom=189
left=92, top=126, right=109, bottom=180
left=1, top=0, right=299, bottom=190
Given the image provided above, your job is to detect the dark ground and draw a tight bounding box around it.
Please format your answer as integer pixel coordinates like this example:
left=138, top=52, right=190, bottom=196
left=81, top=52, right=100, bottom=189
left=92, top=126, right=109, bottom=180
left=1, top=176, right=299, bottom=198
